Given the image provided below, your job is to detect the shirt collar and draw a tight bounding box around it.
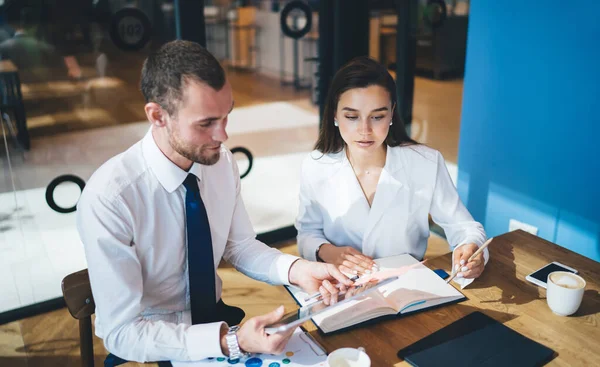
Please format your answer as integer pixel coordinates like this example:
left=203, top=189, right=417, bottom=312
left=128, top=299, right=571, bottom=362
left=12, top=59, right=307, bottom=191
left=142, top=129, right=203, bottom=193
left=341, top=145, right=402, bottom=172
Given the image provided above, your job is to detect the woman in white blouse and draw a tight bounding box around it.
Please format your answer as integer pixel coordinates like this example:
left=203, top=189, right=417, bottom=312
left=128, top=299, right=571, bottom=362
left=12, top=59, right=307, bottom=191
left=296, top=57, right=488, bottom=283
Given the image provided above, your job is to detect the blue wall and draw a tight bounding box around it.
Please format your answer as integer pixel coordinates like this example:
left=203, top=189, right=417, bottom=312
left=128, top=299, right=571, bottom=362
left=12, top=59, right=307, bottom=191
left=458, top=1, right=600, bottom=262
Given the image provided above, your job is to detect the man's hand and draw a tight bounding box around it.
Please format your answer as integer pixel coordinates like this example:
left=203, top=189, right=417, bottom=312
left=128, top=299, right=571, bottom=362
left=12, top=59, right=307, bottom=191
left=452, top=243, right=485, bottom=279
left=317, top=244, right=377, bottom=276
left=225, top=306, right=295, bottom=355
left=288, top=259, right=354, bottom=294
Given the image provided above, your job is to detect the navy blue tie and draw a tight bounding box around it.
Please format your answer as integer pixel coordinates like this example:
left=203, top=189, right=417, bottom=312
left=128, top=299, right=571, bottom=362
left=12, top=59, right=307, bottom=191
left=183, top=174, right=217, bottom=324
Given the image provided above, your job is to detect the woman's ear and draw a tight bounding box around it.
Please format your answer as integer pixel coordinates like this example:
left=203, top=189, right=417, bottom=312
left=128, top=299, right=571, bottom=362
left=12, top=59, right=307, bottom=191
left=145, top=102, right=168, bottom=127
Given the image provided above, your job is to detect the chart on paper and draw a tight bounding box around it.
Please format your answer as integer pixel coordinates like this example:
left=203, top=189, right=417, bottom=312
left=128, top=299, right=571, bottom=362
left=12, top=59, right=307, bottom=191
left=171, top=328, right=327, bottom=367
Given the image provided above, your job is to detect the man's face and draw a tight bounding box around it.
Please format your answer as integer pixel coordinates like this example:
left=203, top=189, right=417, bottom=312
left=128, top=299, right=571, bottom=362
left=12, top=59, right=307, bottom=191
left=167, top=79, right=233, bottom=165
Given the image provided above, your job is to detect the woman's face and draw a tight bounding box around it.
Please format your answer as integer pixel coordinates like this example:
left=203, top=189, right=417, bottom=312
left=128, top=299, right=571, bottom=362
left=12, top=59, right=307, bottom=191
left=335, top=85, right=393, bottom=156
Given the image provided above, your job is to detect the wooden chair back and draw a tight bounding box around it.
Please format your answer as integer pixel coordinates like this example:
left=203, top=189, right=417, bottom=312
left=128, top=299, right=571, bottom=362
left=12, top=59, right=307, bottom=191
left=61, top=269, right=95, bottom=367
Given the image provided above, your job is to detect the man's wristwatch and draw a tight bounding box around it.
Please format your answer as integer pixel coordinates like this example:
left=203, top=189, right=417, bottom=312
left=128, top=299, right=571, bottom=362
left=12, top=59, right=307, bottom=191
left=225, top=325, right=250, bottom=360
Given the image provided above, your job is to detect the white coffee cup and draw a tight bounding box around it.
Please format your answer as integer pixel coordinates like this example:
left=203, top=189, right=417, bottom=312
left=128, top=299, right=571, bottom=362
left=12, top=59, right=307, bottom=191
left=546, top=271, right=586, bottom=316
left=327, top=347, right=371, bottom=367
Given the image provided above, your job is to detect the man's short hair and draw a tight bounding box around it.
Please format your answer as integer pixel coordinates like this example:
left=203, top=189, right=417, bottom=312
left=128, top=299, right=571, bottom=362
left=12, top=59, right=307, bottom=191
left=140, top=40, right=226, bottom=116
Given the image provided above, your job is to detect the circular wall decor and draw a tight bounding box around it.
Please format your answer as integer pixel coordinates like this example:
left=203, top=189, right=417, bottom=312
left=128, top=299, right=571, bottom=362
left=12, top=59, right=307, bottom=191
left=46, top=175, right=86, bottom=214
left=230, top=147, right=253, bottom=179
left=109, top=7, right=152, bottom=51
left=280, top=1, right=312, bottom=39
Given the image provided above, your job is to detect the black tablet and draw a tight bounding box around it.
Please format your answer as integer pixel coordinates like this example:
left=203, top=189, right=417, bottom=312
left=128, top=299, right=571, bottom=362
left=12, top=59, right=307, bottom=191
left=398, top=311, right=555, bottom=366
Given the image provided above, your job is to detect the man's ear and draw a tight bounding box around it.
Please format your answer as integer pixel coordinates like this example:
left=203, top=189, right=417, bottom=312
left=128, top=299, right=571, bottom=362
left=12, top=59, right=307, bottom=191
left=145, top=102, right=168, bottom=127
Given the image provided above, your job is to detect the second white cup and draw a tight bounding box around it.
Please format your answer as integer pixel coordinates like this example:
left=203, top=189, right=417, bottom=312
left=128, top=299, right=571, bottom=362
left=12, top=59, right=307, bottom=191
left=327, top=347, right=371, bottom=367
left=546, top=271, right=586, bottom=316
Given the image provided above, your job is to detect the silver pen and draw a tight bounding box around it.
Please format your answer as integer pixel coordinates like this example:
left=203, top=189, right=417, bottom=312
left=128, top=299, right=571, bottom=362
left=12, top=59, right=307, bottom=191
left=303, top=274, right=360, bottom=303
left=303, top=265, right=380, bottom=303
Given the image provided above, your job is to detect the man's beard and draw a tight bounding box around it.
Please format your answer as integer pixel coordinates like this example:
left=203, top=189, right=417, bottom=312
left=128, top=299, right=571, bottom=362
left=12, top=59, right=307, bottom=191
left=169, top=130, right=221, bottom=165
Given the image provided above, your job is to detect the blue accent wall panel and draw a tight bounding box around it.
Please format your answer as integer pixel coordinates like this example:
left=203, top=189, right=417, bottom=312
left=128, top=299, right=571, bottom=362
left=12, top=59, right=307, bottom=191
left=458, top=1, right=600, bottom=261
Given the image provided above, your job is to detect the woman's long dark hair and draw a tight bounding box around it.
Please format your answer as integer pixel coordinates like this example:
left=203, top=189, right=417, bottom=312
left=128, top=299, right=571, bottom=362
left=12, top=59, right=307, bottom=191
left=314, top=56, right=417, bottom=153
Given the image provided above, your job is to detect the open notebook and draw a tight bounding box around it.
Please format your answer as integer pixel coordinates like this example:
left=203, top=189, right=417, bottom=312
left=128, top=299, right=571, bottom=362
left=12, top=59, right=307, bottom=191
left=285, top=254, right=466, bottom=334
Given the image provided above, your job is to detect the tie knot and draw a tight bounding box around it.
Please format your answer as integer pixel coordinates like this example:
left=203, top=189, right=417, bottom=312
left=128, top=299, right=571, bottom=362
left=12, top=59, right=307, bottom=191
left=183, top=174, right=200, bottom=194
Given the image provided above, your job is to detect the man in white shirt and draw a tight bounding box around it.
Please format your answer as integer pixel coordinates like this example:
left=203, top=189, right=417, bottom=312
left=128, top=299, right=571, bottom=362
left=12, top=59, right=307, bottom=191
left=76, top=40, right=351, bottom=365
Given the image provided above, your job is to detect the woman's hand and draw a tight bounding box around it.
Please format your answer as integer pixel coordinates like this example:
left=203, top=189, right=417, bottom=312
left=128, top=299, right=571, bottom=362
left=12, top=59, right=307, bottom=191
left=452, top=243, right=485, bottom=279
left=317, top=243, right=378, bottom=276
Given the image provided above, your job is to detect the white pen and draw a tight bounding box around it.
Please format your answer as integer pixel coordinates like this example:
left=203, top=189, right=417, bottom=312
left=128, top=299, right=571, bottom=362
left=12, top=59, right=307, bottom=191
left=446, top=237, right=493, bottom=284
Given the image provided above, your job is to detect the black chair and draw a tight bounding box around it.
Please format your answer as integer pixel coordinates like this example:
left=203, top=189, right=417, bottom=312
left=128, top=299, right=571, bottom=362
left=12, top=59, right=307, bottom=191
left=0, top=64, right=29, bottom=150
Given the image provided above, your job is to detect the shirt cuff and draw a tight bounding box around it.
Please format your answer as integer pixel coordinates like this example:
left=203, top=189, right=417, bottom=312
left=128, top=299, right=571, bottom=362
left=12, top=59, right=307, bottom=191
left=271, top=253, right=300, bottom=286
left=185, top=322, right=226, bottom=361
left=299, top=237, right=328, bottom=262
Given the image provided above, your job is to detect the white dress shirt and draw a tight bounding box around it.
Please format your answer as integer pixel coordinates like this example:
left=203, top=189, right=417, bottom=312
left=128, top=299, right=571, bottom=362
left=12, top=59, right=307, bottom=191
left=76, top=129, right=298, bottom=362
left=296, top=145, right=488, bottom=286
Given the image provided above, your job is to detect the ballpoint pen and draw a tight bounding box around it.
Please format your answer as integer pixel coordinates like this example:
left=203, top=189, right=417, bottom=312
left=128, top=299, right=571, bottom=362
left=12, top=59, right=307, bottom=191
left=303, top=265, right=380, bottom=303
left=303, top=274, right=360, bottom=303
left=446, top=237, right=493, bottom=284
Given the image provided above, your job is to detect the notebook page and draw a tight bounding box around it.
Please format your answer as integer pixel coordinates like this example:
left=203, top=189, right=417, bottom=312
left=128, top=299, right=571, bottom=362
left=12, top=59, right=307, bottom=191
left=311, top=291, right=393, bottom=331
left=379, top=266, right=464, bottom=311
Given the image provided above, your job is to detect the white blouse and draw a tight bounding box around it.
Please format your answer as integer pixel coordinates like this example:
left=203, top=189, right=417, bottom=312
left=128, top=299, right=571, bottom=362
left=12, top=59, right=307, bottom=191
left=296, top=144, right=488, bottom=271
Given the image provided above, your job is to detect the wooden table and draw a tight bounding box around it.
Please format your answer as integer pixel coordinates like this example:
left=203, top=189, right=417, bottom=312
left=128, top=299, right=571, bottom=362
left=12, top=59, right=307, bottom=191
left=303, top=230, right=600, bottom=366
left=127, top=230, right=599, bottom=367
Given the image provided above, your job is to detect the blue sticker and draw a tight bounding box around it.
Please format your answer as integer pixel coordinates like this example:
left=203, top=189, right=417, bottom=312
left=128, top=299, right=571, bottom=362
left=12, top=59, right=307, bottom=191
left=245, top=357, right=263, bottom=367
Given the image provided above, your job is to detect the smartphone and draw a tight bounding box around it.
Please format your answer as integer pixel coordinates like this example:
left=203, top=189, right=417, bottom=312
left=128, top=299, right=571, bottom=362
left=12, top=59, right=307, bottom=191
left=265, top=276, right=399, bottom=334
left=525, top=261, right=577, bottom=289
left=433, top=269, right=449, bottom=280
